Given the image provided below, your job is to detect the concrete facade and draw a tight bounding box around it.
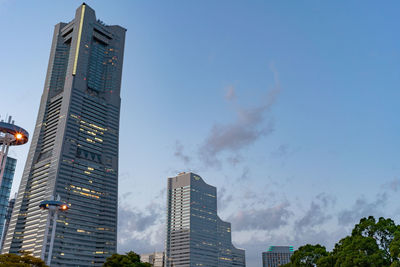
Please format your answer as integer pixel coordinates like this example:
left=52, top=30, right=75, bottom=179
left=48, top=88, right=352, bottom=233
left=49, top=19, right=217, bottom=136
left=2, top=4, right=125, bottom=266
left=166, top=172, right=245, bottom=267
left=141, top=252, right=165, bottom=267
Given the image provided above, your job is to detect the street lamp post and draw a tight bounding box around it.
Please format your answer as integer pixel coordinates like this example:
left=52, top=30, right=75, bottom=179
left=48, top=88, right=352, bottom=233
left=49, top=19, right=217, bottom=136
left=39, top=195, right=69, bottom=266
left=0, top=116, right=28, bottom=252
left=0, top=116, right=29, bottom=185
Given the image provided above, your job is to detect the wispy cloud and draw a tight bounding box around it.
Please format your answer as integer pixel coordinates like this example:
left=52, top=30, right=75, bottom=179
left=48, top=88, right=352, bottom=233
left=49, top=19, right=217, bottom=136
left=119, top=205, right=159, bottom=233
left=173, top=140, right=191, bottom=164
left=118, top=194, right=165, bottom=254
left=338, top=193, right=387, bottom=226
left=198, top=65, right=281, bottom=167
left=217, top=186, right=234, bottom=212
left=271, top=144, right=290, bottom=158
left=225, top=85, right=236, bottom=101
left=228, top=202, right=291, bottom=231
left=295, top=193, right=335, bottom=232
left=382, top=177, right=400, bottom=192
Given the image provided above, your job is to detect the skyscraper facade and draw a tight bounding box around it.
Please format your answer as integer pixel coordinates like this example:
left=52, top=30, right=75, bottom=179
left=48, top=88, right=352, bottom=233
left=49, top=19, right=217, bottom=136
left=262, top=246, right=293, bottom=267
left=0, top=157, right=16, bottom=245
left=1, top=197, right=15, bottom=250
left=2, top=4, right=125, bottom=266
left=166, top=172, right=245, bottom=267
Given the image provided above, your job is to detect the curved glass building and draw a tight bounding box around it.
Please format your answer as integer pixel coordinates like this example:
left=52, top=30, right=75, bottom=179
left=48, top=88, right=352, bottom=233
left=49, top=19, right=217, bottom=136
left=166, top=172, right=245, bottom=267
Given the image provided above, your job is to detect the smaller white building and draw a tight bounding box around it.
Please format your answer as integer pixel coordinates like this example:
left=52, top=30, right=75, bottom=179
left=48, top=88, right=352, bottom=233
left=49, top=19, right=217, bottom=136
left=141, top=251, right=165, bottom=267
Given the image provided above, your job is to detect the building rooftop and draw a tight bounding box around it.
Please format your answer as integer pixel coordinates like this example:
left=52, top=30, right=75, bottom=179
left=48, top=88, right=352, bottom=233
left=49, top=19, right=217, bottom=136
left=265, top=246, right=294, bottom=253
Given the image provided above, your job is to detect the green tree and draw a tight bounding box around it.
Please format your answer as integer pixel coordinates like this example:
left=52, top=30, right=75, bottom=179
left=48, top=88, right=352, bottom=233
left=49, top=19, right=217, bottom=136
left=328, top=216, right=400, bottom=267
left=390, top=231, right=400, bottom=263
left=283, top=216, right=400, bottom=267
left=331, top=234, right=386, bottom=267
left=0, top=252, right=48, bottom=267
left=288, top=244, right=328, bottom=267
left=351, top=216, right=399, bottom=262
left=103, top=251, right=151, bottom=267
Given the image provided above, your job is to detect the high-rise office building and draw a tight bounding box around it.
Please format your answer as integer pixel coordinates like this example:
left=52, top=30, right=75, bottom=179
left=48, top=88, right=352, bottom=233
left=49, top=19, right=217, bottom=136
left=262, top=246, right=293, bottom=267
left=166, top=172, right=245, bottom=267
left=0, top=157, right=16, bottom=246
left=1, top=196, right=15, bottom=250
left=2, top=4, right=125, bottom=266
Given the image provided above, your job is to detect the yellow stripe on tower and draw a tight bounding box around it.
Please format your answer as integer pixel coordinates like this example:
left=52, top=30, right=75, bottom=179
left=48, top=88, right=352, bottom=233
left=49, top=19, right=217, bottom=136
left=72, top=4, right=86, bottom=76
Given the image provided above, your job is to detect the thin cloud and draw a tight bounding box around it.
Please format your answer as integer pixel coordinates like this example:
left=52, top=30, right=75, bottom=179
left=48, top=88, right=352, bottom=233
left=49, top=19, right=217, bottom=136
left=118, top=219, right=164, bottom=254
left=121, top=191, right=133, bottom=201
left=217, top=186, right=234, bottom=212
left=271, top=144, right=290, bottom=158
left=225, top=85, right=236, bottom=101
left=237, top=167, right=250, bottom=182
left=199, top=66, right=281, bottom=167
left=295, top=193, right=335, bottom=232
left=119, top=205, right=159, bottom=232
left=382, top=177, right=400, bottom=192
left=173, top=140, right=191, bottom=164
left=118, top=201, right=165, bottom=254
left=228, top=202, right=292, bottom=231
left=338, top=193, right=387, bottom=226
left=227, top=154, right=243, bottom=166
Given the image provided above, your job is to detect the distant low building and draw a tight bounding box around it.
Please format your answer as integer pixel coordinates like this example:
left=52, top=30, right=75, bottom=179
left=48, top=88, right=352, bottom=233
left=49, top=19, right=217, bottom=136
left=262, top=246, right=294, bottom=267
left=141, top=252, right=164, bottom=267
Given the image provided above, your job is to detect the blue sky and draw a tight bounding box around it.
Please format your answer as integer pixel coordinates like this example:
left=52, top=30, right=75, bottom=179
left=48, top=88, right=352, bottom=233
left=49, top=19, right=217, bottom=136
left=1, top=1, right=400, bottom=266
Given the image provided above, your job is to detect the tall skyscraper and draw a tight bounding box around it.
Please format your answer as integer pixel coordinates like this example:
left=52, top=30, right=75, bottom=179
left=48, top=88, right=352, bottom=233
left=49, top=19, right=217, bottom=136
left=262, top=246, right=294, bottom=267
left=166, top=172, right=245, bottom=267
left=2, top=4, right=126, bottom=266
left=0, top=157, right=16, bottom=246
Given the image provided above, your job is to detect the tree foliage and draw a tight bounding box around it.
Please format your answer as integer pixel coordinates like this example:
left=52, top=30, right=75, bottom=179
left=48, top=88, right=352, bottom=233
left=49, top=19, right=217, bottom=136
left=283, top=216, right=400, bottom=267
left=289, top=244, right=328, bottom=266
left=0, top=252, right=48, bottom=267
left=103, top=251, right=151, bottom=267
